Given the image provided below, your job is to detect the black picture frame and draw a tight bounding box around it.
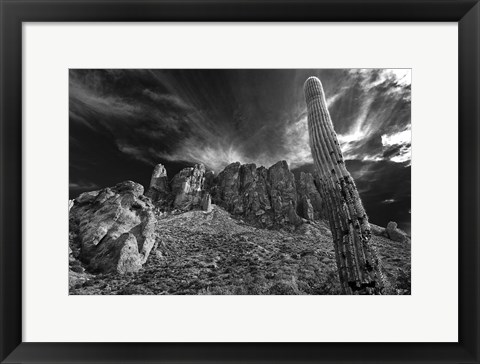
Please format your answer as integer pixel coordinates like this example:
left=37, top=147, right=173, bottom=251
left=1, top=1, right=479, bottom=363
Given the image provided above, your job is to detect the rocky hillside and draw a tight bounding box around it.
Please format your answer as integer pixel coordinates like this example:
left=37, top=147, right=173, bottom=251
left=70, top=205, right=411, bottom=295
left=69, top=161, right=410, bottom=295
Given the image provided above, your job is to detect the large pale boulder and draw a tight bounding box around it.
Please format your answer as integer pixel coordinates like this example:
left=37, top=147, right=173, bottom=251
left=69, top=181, right=157, bottom=274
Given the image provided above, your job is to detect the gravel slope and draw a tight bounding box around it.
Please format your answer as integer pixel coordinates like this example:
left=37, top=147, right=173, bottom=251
left=70, top=205, right=411, bottom=295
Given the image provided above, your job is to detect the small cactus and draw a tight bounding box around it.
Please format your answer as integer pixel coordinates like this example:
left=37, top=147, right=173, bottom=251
left=304, top=76, right=385, bottom=294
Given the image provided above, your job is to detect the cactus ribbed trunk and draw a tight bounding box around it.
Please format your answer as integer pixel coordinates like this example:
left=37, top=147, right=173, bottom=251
left=304, top=76, right=385, bottom=295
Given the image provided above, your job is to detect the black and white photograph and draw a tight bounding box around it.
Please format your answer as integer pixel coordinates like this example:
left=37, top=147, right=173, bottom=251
left=68, top=69, right=411, bottom=295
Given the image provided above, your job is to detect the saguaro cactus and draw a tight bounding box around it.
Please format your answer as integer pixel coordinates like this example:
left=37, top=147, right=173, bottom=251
left=304, top=76, right=385, bottom=294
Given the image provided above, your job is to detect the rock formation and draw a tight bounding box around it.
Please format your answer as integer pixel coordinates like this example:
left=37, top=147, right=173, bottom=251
left=144, top=160, right=310, bottom=227
left=268, top=161, right=303, bottom=226
left=69, top=181, right=157, bottom=274
left=299, top=194, right=314, bottom=220
left=209, top=160, right=303, bottom=227
left=304, top=76, right=385, bottom=294
left=204, top=170, right=216, bottom=191
left=146, top=163, right=170, bottom=204
left=201, top=193, right=213, bottom=212
left=386, top=221, right=408, bottom=243
left=171, top=164, right=206, bottom=210
left=296, top=172, right=322, bottom=220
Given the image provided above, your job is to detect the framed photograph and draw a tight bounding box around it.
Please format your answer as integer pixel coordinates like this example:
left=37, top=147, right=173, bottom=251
left=1, top=0, right=479, bottom=363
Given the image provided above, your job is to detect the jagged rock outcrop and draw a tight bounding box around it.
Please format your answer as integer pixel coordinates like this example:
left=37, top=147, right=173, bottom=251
left=296, top=172, right=322, bottom=220
left=212, top=162, right=270, bottom=222
left=171, top=164, right=206, bottom=210
left=268, top=161, right=303, bottom=226
left=386, top=221, right=408, bottom=243
left=211, top=162, right=242, bottom=212
left=145, top=160, right=320, bottom=227
left=204, top=170, right=216, bottom=191
left=209, top=160, right=302, bottom=227
left=69, top=181, right=157, bottom=274
left=201, top=193, right=212, bottom=212
left=299, top=195, right=314, bottom=220
left=146, top=163, right=170, bottom=204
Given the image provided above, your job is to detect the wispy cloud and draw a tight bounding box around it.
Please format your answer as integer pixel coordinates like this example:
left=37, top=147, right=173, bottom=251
left=382, top=198, right=396, bottom=204
left=70, top=77, right=140, bottom=120
left=69, top=180, right=100, bottom=190
left=70, top=68, right=411, bottom=173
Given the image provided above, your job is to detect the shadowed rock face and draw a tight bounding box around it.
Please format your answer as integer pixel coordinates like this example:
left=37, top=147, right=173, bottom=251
left=268, top=161, right=303, bottom=226
left=146, top=164, right=170, bottom=205
left=211, top=162, right=271, bottom=222
left=208, top=160, right=303, bottom=227
left=69, top=181, right=157, bottom=274
left=296, top=171, right=322, bottom=220
left=201, top=193, right=212, bottom=212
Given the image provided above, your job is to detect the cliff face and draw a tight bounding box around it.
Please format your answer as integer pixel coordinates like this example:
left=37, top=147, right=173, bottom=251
left=209, top=161, right=301, bottom=227
left=296, top=171, right=323, bottom=220
left=146, top=161, right=323, bottom=227
left=170, top=164, right=207, bottom=210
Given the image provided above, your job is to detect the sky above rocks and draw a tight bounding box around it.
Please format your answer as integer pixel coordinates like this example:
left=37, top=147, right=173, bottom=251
left=70, top=69, right=411, bottom=232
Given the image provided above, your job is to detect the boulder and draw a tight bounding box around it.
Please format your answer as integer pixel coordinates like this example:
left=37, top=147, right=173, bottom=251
left=69, top=181, right=157, bottom=274
left=386, top=221, right=408, bottom=243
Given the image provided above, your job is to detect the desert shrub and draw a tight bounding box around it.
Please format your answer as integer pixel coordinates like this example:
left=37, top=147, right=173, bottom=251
left=267, top=277, right=302, bottom=295
left=394, top=267, right=411, bottom=295
left=308, top=268, right=342, bottom=295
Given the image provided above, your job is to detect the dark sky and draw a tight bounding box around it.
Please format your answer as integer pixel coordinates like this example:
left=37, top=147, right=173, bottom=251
left=69, top=69, right=411, bottom=233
